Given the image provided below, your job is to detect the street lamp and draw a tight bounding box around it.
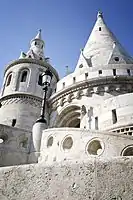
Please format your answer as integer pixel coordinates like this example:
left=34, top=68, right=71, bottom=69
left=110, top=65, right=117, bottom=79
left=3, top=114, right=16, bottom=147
left=38, top=69, right=53, bottom=123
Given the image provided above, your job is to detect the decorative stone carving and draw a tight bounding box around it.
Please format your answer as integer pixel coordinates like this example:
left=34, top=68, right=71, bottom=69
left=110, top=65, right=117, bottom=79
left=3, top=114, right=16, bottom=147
left=59, top=98, right=65, bottom=107
left=81, top=105, right=86, bottom=116
left=75, top=90, right=83, bottom=99
left=1, top=96, right=41, bottom=108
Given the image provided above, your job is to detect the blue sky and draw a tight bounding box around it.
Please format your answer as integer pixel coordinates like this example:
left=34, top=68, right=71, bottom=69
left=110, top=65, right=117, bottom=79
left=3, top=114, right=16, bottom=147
left=0, top=0, right=133, bottom=86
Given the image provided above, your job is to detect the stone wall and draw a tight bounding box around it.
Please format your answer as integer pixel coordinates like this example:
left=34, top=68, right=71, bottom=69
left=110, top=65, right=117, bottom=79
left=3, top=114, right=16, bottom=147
left=0, top=157, right=132, bottom=199
left=0, top=124, right=31, bottom=166
left=39, top=128, right=133, bottom=163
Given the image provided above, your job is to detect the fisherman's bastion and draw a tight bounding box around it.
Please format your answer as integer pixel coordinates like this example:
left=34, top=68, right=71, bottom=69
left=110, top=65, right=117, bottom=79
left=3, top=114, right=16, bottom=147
left=0, top=12, right=132, bottom=199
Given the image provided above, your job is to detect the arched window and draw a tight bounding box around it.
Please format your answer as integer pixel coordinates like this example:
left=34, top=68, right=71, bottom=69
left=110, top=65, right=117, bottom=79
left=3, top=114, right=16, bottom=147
left=21, top=71, right=27, bottom=82
left=6, top=73, right=12, bottom=86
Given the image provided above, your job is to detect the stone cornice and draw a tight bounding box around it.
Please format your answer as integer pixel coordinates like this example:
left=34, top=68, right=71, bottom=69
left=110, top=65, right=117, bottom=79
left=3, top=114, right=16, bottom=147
left=0, top=93, right=42, bottom=103
left=0, top=93, right=43, bottom=108
left=4, top=58, right=59, bottom=81
left=49, top=76, right=133, bottom=104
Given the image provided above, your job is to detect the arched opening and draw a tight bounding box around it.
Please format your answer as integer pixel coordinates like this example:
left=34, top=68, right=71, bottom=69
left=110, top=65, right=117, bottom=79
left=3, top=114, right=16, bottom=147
left=21, top=71, right=28, bottom=82
left=6, top=73, right=12, bottom=86
left=121, top=145, right=133, bottom=156
left=47, top=136, right=53, bottom=148
left=55, top=105, right=81, bottom=128
left=62, top=136, right=73, bottom=151
left=87, top=139, right=104, bottom=156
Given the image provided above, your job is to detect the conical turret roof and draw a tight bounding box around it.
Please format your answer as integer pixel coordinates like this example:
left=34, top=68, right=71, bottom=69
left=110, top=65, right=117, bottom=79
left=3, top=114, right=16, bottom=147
left=35, top=29, right=42, bottom=40
left=75, top=11, right=133, bottom=70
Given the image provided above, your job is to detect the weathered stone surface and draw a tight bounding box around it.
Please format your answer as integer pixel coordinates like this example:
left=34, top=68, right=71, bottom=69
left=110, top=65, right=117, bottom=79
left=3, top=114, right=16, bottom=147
left=0, top=157, right=132, bottom=200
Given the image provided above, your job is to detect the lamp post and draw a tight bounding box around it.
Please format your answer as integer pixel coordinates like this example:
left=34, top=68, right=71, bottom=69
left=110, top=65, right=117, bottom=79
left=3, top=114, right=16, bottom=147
left=38, top=69, right=53, bottom=123
left=31, top=69, right=52, bottom=162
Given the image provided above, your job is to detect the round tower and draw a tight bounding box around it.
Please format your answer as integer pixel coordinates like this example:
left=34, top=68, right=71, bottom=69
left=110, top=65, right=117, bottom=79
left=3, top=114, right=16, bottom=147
left=0, top=30, right=59, bottom=131
left=38, top=12, right=133, bottom=165
left=49, top=11, right=133, bottom=133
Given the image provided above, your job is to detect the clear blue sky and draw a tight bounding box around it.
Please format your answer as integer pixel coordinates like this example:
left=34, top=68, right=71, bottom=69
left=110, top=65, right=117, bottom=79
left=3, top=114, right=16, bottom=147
left=0, top=0, right=133, bottom=85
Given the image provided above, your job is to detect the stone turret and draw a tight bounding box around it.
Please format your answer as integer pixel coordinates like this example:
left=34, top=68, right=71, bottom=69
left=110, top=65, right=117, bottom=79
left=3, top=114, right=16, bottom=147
left=0, top=31, right=59, bottom=131
left=38, top=12, right=133, bottom=165
left=27, top=29, right=45, bottom=60
left=49, top=11, right=133, bottom=132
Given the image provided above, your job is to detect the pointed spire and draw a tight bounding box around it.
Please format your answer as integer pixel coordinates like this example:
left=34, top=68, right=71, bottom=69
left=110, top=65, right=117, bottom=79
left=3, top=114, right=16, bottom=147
left=35, top=29, right=42, bottom=40
left=75, top=11, right=133, bottom=71
left=30, top=29, right=44, bottom=44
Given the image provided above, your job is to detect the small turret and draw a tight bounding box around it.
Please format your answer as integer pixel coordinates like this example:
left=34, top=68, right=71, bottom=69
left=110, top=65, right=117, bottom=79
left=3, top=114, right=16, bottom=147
left=0, top=30, right=59, bottom=131
left=28, top=29, right=45, bottom=60
left=19, top=51, right=26, bottom=59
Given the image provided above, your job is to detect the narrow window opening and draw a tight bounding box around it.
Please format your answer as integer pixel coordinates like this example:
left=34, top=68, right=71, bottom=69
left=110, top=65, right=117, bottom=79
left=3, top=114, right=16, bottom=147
left=29, top=55, right=31, bottom=58
left=6, top=73, right=12, bottom=86
left=99, top=70, right=102, bottom=75
left=79, top=64, right=83, bottom=68
left=113, top=69, right=116, bottom=76
left=95, top=117, right=98, bottom=130
left=73, top=77, right=76, bottom=83
left=63, top=82, right=65, bottom=88
left=35, top=41, right=37, bottom=45
left=99, top=27, right=101, bottom=31
left=12, top=119, right=16, bottom=127
left=85, top=73, right=88, bottom=80
left=0, top=103, right=2, bottom=108
left=21, top=71, right=27, bottom=82
left=112, top=109, right=117, bottom=124
left=127, top=69, right=130, bottom=76
left=40, top=57, right=43, bottom=60
left=38, top=74, right=42, bottom=86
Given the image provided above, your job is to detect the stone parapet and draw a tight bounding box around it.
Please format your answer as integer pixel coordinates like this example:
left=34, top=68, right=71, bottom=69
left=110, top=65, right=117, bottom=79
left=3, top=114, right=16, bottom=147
left=39, top=128, right=133, bottom=164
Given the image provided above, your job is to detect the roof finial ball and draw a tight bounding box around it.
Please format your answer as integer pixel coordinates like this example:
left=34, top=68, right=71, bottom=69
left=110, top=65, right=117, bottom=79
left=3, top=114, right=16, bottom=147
left=97, top=11, right=103, bottom=18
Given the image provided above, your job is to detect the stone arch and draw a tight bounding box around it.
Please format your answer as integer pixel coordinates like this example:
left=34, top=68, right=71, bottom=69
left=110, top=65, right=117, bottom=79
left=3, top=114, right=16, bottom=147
left=2, top=72, right=13, bottom=95
left=16, top=68, right=30, bottom=91
left=55, top=105, right=81, bottom=128
left=37, top=68, right=43, bottom=86
left=121, top=145, right=133, bottom=156
left=5, top=72, right=12, bottom=87
left=20, top=71, right=28, bottom=82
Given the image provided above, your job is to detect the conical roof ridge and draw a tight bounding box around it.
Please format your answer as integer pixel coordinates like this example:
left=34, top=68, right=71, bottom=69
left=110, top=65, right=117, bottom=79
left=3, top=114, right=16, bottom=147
left=75, top=12, right=133, bottom=70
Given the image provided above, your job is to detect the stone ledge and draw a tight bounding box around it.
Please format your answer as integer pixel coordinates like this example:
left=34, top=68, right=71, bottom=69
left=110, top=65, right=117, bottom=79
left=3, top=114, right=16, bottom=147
left=0, top=157, right=132, bottom=199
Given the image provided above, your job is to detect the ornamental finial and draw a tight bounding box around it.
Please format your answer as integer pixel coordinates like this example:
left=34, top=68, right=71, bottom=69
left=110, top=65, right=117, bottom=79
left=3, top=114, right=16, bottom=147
left=97, top=11, right=103, bottom=19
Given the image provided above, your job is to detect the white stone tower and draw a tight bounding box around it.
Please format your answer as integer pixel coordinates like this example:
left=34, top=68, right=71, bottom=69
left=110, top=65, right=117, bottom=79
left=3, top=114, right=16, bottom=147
left=0, top=30, right=59, bottom=131
left=0, top=12, right=133, bottom=200
left=49, top=11, right=133, bottom=131
left=38, top=11, right=133, bottom=164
